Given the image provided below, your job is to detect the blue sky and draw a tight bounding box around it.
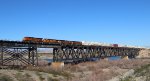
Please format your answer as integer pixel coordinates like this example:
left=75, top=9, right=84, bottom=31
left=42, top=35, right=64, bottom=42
left=0, top=0, right=150, bottom=47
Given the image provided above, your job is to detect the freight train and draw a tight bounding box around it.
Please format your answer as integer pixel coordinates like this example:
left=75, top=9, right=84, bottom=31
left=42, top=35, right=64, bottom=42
left=22, top=37, right=120, bottom=47
left=23, top=37, right=82, bottom=46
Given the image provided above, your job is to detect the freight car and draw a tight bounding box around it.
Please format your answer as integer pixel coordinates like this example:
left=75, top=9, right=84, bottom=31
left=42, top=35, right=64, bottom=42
left=113, top=44, right=118, bottom=47
left=71, top=41, right=82, bottom=46
left=52, top=39, right=82, bottom=46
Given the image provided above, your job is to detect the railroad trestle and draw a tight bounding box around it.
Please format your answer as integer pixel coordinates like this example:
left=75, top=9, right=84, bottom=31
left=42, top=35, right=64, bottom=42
left=0, top=40, right=141, bottom=66
left=53, top=46, right=140, bottom=62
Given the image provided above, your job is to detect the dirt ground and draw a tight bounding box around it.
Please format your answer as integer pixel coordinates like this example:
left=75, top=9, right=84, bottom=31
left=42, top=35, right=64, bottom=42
left=0, top=59, right=150, bottom=81
left=0, top=49, right=150, bottom=81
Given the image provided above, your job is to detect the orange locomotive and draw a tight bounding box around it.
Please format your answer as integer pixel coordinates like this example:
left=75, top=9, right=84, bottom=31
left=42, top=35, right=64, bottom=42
left=23, top=37, right=43, bottom=43
left=43, top=39, right=58, bottom=44
left=23, top=37, right=82, bottom=46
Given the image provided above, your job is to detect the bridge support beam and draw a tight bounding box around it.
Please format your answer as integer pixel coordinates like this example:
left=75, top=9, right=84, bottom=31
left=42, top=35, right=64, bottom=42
left=53, top=46, right=141, bottom=62
left=51, top=62, right=64, bottom=71
left=102, top=57, right=109, bottom=61
left=121, top=56, right=129, bottom=60
left=0, top=47, right=38, bottom=67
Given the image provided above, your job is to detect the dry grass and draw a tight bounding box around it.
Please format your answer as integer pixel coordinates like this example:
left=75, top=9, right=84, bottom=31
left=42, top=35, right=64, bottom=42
left=0, top=73, right=13, bottom=81
left=15, top=72, right=34, bottom=81
left=64, top=59, right=150, bottom=81
left=1, top=59, right=150, bottom=81
left=25, top=66, right=73, bottom=80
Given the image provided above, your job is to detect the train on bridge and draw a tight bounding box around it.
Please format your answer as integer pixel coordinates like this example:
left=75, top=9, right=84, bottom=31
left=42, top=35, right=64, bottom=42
left=0, top=36, right=143, bottom=67
left=23, top=37, right=82, bottom=46
left=23, top=37, right=120, bottom=47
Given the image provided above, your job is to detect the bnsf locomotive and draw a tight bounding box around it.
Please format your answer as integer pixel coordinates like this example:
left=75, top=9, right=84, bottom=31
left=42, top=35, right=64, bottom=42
left=23, top=37, right=82, bottom=46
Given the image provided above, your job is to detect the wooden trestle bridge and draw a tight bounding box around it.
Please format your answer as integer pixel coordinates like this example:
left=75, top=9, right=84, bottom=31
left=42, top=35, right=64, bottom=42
left=0, top=40, right=141, bottom=66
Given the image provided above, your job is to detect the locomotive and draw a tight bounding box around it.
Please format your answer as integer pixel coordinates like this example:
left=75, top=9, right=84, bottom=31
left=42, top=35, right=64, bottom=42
left=23, top=37, right=82, bottom=46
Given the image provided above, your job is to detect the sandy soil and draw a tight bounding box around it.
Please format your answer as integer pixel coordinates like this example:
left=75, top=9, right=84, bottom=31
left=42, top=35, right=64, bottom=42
left=0, top=49, right=150, bottom=81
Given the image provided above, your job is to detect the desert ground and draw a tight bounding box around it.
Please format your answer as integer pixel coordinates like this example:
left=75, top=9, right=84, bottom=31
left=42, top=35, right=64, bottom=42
left=0, top=49, right=150, bottom=81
